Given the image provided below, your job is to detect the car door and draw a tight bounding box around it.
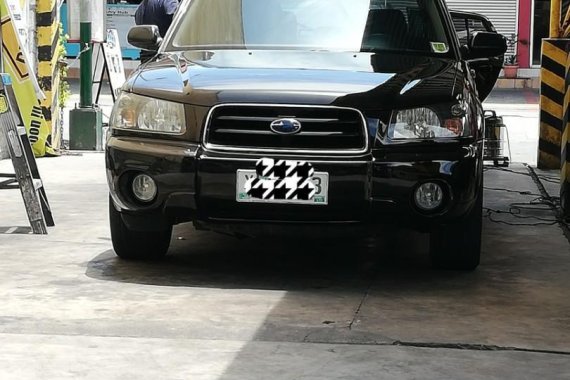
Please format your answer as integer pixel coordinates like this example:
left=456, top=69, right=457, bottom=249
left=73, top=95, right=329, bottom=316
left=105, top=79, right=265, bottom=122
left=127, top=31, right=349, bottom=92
left=450, top=10, right=504, bottom=101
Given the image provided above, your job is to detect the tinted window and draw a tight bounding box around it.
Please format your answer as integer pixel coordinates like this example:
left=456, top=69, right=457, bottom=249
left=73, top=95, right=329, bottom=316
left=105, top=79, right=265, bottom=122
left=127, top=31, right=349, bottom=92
left=169, top=0, right=451, bottom=55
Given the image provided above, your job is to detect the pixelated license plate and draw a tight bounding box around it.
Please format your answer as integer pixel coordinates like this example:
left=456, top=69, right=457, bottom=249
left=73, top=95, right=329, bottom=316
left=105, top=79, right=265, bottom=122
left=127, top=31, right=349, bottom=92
left=236, top=169, right=329, bottom=205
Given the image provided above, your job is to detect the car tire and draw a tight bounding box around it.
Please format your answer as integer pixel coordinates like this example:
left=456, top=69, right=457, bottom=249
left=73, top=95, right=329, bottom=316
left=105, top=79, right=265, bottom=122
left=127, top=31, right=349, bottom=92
left=429, top=188, right=482, bottom=271
left=109, top=196, right=172, bottom=260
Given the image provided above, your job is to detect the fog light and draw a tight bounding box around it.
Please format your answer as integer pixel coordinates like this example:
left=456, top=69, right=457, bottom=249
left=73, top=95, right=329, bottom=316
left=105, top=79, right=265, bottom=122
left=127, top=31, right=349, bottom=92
left=414, top=182, right=444, bottom=211
left=132, top=174, right=157, bottom=203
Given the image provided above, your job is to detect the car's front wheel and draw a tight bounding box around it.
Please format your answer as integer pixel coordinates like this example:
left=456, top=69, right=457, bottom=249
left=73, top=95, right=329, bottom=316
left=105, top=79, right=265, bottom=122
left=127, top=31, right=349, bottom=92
left=429, top=190, right=482, bottom=271
left=109, top=197, right=172, bottom=260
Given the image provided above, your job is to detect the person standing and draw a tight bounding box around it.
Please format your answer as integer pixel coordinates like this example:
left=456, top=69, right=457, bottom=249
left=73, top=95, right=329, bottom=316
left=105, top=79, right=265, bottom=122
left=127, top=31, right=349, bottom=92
left=135, top=0, right=179, bottom=62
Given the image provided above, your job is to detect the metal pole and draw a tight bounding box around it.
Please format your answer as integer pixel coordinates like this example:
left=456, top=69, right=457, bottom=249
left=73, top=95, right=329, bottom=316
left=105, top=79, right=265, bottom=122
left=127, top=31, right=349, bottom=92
left=79, top=0, right=92, bottom=107
left=550, top=0, right=562, bottom=38
left=563, top=3, right=570, bottom=36
left=561, top=46, right=570, bottom=219
left=69, top=0, right=102, bottom=150
left=0, top=1, right=3, bottom=73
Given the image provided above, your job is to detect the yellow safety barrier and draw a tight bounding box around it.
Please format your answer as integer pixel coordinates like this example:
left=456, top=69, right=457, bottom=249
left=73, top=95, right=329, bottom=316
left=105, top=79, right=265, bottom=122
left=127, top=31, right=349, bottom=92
left=538, top=39, right=570, bottom=169
left=36, top=0, right=61, bottom=154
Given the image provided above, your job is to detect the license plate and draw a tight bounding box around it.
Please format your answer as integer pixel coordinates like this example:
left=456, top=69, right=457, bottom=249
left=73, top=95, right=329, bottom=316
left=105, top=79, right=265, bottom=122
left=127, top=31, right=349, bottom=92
left=236, top=169, right=329, bottom=205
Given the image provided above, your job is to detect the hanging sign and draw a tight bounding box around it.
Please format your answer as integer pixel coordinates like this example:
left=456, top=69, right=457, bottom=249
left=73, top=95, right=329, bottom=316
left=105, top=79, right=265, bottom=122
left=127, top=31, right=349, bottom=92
left=102, top=29, right=126, bottom=100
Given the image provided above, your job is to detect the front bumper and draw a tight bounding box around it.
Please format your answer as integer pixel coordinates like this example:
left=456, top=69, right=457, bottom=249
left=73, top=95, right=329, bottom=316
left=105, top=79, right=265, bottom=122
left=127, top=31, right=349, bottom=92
left=106, top=136, right=482, bottom=233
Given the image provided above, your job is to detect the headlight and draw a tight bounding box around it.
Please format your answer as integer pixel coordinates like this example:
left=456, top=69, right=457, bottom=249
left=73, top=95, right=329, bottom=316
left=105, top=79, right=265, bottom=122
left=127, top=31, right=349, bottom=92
left=110, top=93, right=185, bottom=134
left=388, top=107, right=464, bottom=140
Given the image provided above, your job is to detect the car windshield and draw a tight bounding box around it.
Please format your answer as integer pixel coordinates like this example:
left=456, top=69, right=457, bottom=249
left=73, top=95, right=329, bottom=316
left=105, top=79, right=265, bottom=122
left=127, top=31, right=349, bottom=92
left=169, top=0, right=452, bottom=55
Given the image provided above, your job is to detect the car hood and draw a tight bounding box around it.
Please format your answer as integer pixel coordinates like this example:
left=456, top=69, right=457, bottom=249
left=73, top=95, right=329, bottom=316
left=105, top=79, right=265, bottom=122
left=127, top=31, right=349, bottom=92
left=127, top=50, right=465, bottom=110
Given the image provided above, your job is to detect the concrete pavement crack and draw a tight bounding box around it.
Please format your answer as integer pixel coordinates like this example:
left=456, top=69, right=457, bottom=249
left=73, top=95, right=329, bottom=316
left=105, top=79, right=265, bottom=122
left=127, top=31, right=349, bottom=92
left=391, top=340, right=570, bottom=356
left=298, top=337, right=570, bottom=357
left=348, top=281, right=374, bottom=330
left=302, top=331, right=313, bottom=343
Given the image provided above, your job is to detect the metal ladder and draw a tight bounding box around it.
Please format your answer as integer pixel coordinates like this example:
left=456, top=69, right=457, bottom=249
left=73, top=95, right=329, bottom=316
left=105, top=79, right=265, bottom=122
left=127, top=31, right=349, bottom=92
left=0, top=74, right=54, bottom=234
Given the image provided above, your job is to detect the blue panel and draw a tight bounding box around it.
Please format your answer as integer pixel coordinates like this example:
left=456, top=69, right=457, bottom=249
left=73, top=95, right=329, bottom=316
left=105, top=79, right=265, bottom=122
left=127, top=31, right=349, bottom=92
left=1, top=73, right=12, bottom=85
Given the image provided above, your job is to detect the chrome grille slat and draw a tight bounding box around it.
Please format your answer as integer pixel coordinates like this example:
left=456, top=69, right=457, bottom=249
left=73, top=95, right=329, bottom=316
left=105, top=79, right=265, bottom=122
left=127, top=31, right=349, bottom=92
left=218, top=116, right=343, bottom=123
left=216, top=129, right=274, bottom=135
left=216, top=129, right=347, bottom=136
left=204, top=104, right=368, bottom=154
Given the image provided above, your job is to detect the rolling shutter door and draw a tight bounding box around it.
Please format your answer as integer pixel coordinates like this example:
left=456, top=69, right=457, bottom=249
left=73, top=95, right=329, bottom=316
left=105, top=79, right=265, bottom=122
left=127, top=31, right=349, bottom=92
left=445, top=0, right=518, bottom=54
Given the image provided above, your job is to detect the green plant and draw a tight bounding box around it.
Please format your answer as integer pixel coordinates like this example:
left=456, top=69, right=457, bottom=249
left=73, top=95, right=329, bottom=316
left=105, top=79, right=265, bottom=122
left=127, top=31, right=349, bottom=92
left=57, top=23, right=70, bottom=109
left=56, top=23, right=71, bottom=150
left=505, top=54, right=518, bottom=65
left=504, top=34, right=518, bottom=66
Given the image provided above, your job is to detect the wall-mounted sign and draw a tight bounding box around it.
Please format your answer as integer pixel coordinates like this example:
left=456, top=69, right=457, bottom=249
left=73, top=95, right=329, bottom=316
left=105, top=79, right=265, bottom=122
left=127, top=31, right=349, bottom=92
left=62, top=3, right=140, bottom=60
left=106, top=4, right=139, bottom=55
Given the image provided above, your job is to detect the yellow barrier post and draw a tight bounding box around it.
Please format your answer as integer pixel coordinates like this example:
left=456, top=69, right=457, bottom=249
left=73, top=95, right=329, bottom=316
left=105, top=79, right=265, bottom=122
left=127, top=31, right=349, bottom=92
left=538, top=0, right=569, bottom=169
left=551, top=0, right=562, bottom=38
left=538, top=39, right=569, bottom=169
left=36, top=0, right=61, bottom=153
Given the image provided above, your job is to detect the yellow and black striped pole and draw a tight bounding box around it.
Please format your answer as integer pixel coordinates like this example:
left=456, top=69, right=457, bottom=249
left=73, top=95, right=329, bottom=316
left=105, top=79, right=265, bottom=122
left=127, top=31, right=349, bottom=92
left=36, top=0, right=61, bottom=150
left=538, top=39, right=570, bottom=169
left=561, top=45, right=570, bottom=218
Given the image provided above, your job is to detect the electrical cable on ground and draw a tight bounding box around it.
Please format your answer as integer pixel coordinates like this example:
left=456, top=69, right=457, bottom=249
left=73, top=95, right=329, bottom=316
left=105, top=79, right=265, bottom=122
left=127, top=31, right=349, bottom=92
left=525, top=165, right=570, bottom=244
left=483, top=165, right=564, bottom=227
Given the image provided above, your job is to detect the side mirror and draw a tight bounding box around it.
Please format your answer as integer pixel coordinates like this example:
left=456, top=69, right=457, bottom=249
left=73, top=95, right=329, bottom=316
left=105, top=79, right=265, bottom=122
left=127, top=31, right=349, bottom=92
left=468, top=31, right=507, bottom=59
left=127, top=25, right=162, bottom=51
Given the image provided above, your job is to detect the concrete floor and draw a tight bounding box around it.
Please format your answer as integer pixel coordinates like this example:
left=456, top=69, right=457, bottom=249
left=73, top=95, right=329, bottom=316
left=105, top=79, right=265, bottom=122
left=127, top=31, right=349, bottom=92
left=0, top=153, right=569, bottom=379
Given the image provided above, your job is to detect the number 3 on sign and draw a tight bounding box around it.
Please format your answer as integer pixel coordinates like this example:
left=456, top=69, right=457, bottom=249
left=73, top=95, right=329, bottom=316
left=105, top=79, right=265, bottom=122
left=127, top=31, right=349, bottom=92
left=313, top=177, right=322, bottom=194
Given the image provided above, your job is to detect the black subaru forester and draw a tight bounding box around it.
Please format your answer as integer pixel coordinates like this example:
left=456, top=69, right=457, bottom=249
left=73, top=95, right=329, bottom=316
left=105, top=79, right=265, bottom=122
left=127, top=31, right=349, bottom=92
left=106, top=0, right=507, bottom=270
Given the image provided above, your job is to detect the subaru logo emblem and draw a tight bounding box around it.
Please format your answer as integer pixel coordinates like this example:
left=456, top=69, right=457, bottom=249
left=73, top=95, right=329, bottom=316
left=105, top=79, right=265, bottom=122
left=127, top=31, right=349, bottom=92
left=270, top=118, right=302, bottom=135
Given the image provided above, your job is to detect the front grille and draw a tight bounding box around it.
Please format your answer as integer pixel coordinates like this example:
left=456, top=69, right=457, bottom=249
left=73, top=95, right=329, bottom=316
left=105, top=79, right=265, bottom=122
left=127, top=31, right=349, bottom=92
left=204, top=104, right=368, bottom=153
